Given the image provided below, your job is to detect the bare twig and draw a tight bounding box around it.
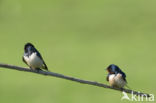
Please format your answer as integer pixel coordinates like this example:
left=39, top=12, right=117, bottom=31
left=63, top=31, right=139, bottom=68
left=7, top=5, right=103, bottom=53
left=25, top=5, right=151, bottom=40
left=0, top=63, right=151, bottom=97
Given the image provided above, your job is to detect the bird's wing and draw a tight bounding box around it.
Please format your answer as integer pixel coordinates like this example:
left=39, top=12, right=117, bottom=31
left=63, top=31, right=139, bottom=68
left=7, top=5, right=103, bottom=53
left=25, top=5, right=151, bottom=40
left=35, top=49, right=43, bottom=59
left=106, top=74, right=109, bottom=81
left=35, top=50, right=48, bottom=70
left=22, top=56, right=28, bottom=66
left=42, top=61, right=48, bottom=70
left=121, top=72, right=127, bottom=82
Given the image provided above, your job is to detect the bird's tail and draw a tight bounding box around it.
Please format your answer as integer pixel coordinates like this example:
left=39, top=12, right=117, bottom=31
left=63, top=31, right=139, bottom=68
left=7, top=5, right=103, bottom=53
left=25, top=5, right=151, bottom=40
left=46, top=69, right=51, bottom=72
left=125, top=84, right=131, bottom=89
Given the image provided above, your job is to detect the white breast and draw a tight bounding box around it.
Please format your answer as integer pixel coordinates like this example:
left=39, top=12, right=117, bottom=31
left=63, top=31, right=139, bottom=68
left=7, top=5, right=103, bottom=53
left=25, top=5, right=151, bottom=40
left=108, top=74, right=116, bottom=86
left=114, top=73, right=126, bottom=88
left=24, top=53, right=43, bottom=69
left=108, top=74, right=126, bottom=88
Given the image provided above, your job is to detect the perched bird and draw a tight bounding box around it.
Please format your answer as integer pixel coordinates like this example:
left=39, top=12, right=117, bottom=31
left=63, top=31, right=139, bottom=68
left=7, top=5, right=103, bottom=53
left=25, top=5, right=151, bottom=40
left=22, top=43, right=48, bottom=71
left=106, top=64, right=127, bottom=88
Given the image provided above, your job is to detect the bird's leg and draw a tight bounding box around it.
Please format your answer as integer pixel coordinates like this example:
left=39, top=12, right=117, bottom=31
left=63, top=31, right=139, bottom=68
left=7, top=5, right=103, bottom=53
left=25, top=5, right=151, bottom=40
left=35, top=68, right=42, bottom=71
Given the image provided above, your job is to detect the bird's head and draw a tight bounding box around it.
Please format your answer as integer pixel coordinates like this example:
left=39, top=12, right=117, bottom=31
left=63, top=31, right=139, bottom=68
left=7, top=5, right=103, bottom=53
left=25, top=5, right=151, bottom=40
left=106, top=64, right=121, bottom=74
left=24, top=43, right=35, bottom=53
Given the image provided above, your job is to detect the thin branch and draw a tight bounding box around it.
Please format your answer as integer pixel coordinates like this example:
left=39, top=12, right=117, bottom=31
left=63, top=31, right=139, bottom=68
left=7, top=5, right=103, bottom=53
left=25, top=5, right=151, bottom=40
left=0, top=63, right=151, bottom=97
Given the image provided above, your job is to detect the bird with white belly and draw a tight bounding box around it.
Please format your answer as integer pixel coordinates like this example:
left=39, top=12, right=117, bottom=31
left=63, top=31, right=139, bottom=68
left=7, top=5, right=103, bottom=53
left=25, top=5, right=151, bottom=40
left=22, top=43, right=48, bottom=71
left=106, top=64, right=127, bottom=88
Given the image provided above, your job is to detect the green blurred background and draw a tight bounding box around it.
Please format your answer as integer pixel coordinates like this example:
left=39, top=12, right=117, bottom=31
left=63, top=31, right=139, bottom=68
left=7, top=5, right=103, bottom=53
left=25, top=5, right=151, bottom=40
left=0, top=0, right=155, bottom=103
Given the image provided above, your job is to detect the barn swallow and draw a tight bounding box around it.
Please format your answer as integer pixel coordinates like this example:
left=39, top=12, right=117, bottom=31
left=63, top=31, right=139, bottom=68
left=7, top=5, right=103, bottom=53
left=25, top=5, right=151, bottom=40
left=106, top=64, right=127, bottom=88
left=22, top=43, right=48, bottom=71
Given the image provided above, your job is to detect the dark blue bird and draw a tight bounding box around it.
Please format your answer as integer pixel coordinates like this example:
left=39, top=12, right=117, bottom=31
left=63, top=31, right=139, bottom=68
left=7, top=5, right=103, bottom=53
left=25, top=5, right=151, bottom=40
left=106, top=64, right=127, bottom=88
left=22, top=43, right=48, bottom=71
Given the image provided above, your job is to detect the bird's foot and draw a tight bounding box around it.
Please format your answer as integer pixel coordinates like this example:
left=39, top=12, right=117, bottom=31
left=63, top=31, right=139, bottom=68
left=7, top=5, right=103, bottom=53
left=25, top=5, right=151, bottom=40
left=35, top=68, right=42, bottom=72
